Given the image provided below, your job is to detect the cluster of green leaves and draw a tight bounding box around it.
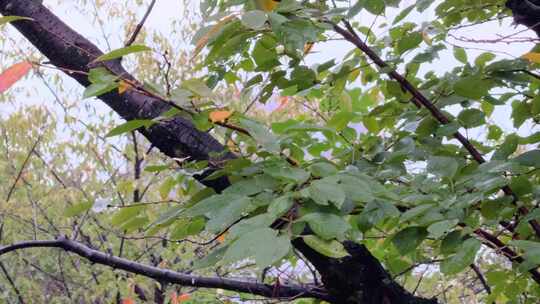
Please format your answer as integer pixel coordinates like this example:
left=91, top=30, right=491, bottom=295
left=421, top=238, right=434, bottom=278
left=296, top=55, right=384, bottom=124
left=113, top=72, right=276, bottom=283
left=125, top=0, right=540, bottom=301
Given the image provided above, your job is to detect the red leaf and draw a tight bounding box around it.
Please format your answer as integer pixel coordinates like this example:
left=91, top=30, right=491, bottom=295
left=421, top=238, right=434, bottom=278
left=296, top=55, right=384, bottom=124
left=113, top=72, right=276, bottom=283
left=0, top=61, right=32, bottom=93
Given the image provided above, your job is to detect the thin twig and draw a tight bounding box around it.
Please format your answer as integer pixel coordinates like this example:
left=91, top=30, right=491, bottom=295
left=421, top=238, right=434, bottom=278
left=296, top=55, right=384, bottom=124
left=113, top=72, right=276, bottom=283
left=125, top=0, right=158, bottom=46
left=0, top=262, right=25, bottom=304
left=6, top=133, right=43, bottom=203
left=470, top=264, right=491, bottom=295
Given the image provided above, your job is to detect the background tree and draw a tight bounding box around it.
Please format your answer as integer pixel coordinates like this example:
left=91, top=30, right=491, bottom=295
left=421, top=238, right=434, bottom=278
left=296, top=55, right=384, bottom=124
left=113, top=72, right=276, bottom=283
left=1, top=0, right=540, bottom=303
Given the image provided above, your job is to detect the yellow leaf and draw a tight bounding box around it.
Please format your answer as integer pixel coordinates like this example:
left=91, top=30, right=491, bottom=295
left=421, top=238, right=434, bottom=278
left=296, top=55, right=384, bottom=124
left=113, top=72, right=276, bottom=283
left=209, top=110, right=232, bottom=123
left=522, top=52, right=540, bottom=63
left=0, top=61, right=32, bottom=93
left=257, top=0, right=280, bottom=12
left=193, top=14, right=238, bottom=59
left=118, top=80, right=132, bottom=94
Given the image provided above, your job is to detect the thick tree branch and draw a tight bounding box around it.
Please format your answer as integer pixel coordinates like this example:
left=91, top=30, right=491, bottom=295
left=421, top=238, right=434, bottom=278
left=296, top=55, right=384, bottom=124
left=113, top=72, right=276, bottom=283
left=0, top=0, right=234, bottom=192
left=0, top=237, right=330, bottom=301
left=292, top=239, right=437, bottom=304
left=506, top=0, right=540, bottom=37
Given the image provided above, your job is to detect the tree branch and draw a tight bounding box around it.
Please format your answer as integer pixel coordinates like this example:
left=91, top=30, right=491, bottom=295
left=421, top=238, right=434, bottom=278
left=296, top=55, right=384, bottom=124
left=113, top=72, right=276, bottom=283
left=125, top=0, right=157, bottom=46
left=0, top=0, right=234, bottom=192
left=331, top=19, right=540, bottom=241
left=0, top=1, right=443, bottom=302
left=0, top=237, right=330, bottom=301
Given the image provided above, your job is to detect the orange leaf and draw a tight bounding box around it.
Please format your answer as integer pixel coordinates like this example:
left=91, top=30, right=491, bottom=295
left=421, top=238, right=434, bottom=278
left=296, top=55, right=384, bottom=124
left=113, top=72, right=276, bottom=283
left=303, top=42, right=314, bottom=55
left=121, top=298, right=135, bottom=304
left=217, top=232, right=227, bottom=243
left=118, top=80, right=132, bottom=94
left=275, top=96, right=289, bottom=112
left=193, top=14, right=237, bottom=59
left=523, top=52, right=540, bottom=63
left=0, top=61, right=32, bottom=93
left=178, top=294, right=191, bottom=302
left=170, top=292, right=178, bottom=304
left=209, top=110, right=232, bottom=123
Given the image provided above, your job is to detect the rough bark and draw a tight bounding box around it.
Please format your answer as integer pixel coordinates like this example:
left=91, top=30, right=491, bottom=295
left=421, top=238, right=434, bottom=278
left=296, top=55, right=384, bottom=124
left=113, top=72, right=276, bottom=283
left=0, top=1, right=436, bottom=303
left=506, top=0, right=540, bottom=37
left=0, top=238, right=330, bottom=301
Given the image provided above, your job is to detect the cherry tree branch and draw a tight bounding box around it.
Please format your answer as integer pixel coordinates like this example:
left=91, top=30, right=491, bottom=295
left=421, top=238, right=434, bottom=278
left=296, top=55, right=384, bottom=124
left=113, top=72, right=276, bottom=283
left=331, top=20, right=540, bottom=239
left=0, top=237, right=330, bottom=301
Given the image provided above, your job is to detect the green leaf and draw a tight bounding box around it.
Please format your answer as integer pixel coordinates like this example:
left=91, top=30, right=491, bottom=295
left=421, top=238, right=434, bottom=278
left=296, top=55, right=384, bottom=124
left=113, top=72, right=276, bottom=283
left=303, top=235, right=349, bottom=258
left=193, top=246, right=228, bottom=269
left=458, top=108, right=485, bottom=128
left=182, top=78, right=213, bottom=97
left=401, top=204, right=433, bottom=222
left=441, top=231, right=463, bottom=255
left=328, top=111, right=355, bottom=131
left=268, top=195, right=294, bottom=217
left=64, top=202, right=93, bottom=217
left=300, top=213, right=350, bottom=240
left=427, top=219, right=459, bottom=239
left=309, top=162, right=338, bottom=178
left=338, top=174, right=375, bottom=203
left=120, top=216, right=149, bottom=233
left=240, top=118, right=280, bottom=153
left=513, top=150, right=540, bottom=168
left=229, top=214, right=276, bottom=238
left=357, top=200, right=400, bottom=232
left=453, top=76, right=491, bottom=100
left=510, top=240, right=540, bottom=265
left=475, top=52, right=496, bottom=67
left=441, top=238, right=481, bottom=275
left=241, top=10, right=267, bottom=30
left=393, top=5, right=414, bottom=24
left=264, top=165, right=309, bottom=184
left=111, top=206, right=144, bottom=226
left=427, top=156, right=459, bottom=179
left=105, top=119, right=155, bottom=137
left=186, top=194, right=253, bottom=234
left=453, top=47, right=468, bottom=64
left=94, top=45, right=151, bottom=62
left=223, top=228, right=291, bottom=268
left=0, top=16, right=33, bottom=27
left=83, top=82, right=118, bottom=99
left=170, top=217, right=206, bottom=240
left=362, top=0, right=385, bottom=14
left=492, top=134, right=519, bottom=160
left=397, top=31, right=423, bottom=55
left=392, top=227, right=428, bottom=255
left=308, top=178, right=346, bottom=208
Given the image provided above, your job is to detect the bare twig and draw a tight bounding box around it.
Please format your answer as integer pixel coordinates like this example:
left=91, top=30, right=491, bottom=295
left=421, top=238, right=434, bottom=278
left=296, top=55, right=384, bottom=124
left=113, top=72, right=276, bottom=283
left=125, top=0, right=157, bottom=46
left=0, top=262, right=25, bottom=304
left=6, top=133, right=43, bottom=203
left=470, top=264, right=491, bottom=295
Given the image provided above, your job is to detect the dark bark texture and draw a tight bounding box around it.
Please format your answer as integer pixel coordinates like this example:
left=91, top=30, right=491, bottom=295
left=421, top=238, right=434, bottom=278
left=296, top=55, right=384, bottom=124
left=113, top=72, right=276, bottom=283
left=506, top=0, right=540, bottom=37
left=0, top=1, right=438, bottom=303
